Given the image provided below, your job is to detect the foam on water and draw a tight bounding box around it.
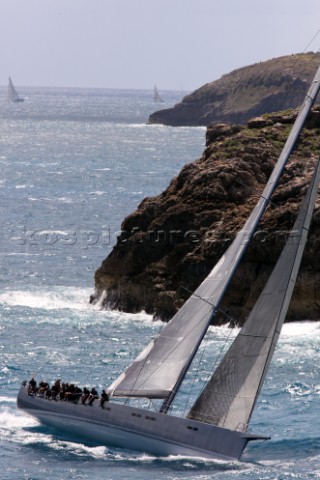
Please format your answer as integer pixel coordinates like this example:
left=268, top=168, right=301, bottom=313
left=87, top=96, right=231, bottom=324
left=0, top=408, right=39, bottom=445
left=0, top=287, right=92, bottom=311
left=0, top=396, right=16, bottom=404
left=281, top=321, right=320, bottom=337
left=48, top=440, right=109, bottom=459
left=1, top=407, right=110, bottom=460
left=1, top=86, right=319, bottom=479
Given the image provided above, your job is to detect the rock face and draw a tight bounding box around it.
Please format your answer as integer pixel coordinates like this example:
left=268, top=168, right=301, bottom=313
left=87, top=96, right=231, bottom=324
left=92, top=108, right=320, bottom=324
left=149, top=53, right=320, bottom=126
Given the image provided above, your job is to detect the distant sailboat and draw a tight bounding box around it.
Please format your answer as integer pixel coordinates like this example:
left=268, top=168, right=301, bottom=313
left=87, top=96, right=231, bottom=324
left=8, top=77, right=24, bottom=103
left=153, top=84, right=164, bottom=102
left=17, top=59, right=320, bottom=460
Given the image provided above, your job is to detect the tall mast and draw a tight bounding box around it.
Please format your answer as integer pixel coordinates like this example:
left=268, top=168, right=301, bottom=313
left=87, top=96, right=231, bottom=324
left=160, top=60, right=320, bottom=413
left=108, top=60, right=320, bottom=416
left=188, top=158, right=320, bottom=429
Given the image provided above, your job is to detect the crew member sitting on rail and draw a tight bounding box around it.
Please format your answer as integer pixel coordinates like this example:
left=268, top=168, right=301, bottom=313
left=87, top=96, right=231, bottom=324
left=99, top=389, right=109, bottom=408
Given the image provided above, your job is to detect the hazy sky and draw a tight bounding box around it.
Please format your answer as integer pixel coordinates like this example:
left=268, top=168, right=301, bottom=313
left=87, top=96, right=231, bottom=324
left=1, top=0, right=320, bottom=91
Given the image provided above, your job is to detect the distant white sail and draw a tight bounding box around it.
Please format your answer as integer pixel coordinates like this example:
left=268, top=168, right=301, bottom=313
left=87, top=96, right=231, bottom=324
left=8, top=77, right=24, bottom=103
left=153, top=85, right=164, bottom=102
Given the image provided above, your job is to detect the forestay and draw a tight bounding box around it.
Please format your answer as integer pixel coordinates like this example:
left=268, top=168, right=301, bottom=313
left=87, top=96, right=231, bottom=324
left=108, top=62, right=320, bottom=409
left=188, top=159, right=320, bottom=431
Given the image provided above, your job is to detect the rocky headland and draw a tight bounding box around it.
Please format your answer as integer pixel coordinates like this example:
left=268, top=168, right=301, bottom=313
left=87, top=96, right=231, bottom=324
left=92, top=108, right=320, bottom=324
left=149, top=52, right=320, bottom=126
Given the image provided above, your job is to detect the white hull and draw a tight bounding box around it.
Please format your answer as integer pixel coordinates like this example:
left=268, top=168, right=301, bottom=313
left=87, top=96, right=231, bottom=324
left=17, top=386, right=267, bottom=460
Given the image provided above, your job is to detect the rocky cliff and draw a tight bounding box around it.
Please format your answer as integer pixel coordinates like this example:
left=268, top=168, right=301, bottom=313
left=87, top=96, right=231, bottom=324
left=92, top=108, right=320, bottom=324
left=149, top=53, right=320, bottom=126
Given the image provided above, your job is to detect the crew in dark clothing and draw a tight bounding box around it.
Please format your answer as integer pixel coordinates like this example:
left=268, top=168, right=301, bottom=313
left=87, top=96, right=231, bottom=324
left=73, top=386, right=83, bottom=403
left=50, top=384, right=58, bottom=400
left=64, top=383, right=76, bottom=401
left=99, top=389, right=109, bottom=408
left=59, top=383, right=66, bottom=400
left=50, top=379, right=61, bottom=400
left=87, top=387, right=99, bottom=406
left=28, top=377, right=37, bottom=395
left=80, top=386, right=90, bottom=404
left=38, top=380, right=49, bottom=396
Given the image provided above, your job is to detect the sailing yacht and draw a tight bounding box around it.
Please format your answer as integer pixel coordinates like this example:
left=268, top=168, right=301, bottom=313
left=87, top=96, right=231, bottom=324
left=153, top=84, right=164, bottom=102
left=17, top=60, right=320, bottom=460
left=8, top=77, right=24, bottom=103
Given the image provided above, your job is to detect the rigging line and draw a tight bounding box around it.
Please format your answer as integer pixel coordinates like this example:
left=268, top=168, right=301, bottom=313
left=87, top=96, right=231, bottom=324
left=28, top=348, right=61, bottom=381
left=173, top=308, right=239, bottom=413
left=87, top=298, right=156, bottom=391
left=112, top=299, right=228, bottom=401
left=189, top=318, right=238, bottom=406
left=111, top=319, right=167, bottom=399
left=114, top=319, right=201, bottom=397
left=180, top=285, right=215, bottom=308
left=83, top=312, right=124, bottom=387
left=182, top=326, right=211, bottom=416
left=83, top=363, right=97, bottom=386
left=154, top=310, right=234, bottom=388
left=302, top=27, right=320, bottom=53
left=180, top=285, right=240, bottom=325
left=246, top=158, right=320, bottom=427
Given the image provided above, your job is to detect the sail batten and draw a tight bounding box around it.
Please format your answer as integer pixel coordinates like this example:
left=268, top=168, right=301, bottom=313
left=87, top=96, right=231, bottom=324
left=187, top=158, right=320, bottom=431
left=108, top=62, right=320, bottom=409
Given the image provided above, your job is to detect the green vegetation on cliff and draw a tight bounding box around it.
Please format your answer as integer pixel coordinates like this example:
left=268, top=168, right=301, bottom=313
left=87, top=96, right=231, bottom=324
left=149, top=53, right=320, bottom=126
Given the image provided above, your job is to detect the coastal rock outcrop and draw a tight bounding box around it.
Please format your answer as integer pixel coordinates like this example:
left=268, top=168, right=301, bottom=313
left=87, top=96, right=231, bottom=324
left=149, top=53, right=320, bottom=127
left=92, top=108, right=320, bottom=324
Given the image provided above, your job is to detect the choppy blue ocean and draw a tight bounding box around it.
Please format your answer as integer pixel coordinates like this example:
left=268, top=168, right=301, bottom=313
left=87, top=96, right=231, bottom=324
left=0, top=86, right=319, bottom=479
